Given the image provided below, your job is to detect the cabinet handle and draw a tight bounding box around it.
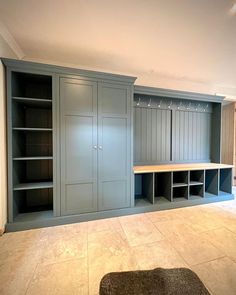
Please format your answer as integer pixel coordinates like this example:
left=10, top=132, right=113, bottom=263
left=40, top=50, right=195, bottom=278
left=93, top=145, right=97, bottom=149
left=99, top=146, right=103, bottom=150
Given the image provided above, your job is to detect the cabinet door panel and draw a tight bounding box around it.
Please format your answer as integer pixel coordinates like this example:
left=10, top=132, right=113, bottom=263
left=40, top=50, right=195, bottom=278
left=98, top=83, right=131, bottom=210
left=60, top=78, right=98, bottom=215
left=65, top=183, right=96, bottom=214
left=65, top=116, right=94, bottom=182
left=100, top=117, right=127, bottom=179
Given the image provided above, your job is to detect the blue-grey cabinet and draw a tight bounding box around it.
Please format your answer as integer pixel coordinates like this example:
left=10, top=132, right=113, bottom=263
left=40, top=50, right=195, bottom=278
left=60, top=79, right=132, bottom=215
left=60, top=78, right=98, bottom=215
left=98, top=82, right=131, bottom=210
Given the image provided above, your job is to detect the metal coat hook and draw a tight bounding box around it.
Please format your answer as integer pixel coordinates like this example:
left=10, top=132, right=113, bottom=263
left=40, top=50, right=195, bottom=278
left=136, top=97, right=141, bottom=106
left=187, top=102, right=191, bottom=110
left=147, top=98, right=151, bottom=107
left=177, top=101, right=182, bottom=110
left=158, top=99, right=162, bottom=108
left=168, top=100, right=172, bottom=109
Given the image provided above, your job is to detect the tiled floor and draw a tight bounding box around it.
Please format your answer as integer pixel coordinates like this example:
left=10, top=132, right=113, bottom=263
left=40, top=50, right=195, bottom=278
left=1, top=198, right=236, bottom=294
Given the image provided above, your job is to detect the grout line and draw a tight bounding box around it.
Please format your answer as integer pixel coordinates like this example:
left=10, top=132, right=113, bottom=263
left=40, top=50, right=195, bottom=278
left=190, top=255, right=227, bottom=268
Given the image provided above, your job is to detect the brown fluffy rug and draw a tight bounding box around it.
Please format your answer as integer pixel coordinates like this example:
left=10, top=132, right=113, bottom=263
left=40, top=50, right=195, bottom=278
left=99, top=268, right=210, bottom=295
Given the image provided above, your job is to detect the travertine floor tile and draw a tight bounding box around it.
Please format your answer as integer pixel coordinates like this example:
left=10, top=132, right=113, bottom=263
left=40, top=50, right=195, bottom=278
left=154, top=219, right=196, bottom=238
left=169, top=232, right=224, bottom=266
left=88, top=230, right=138, bottom=295
left=132, top=240, right=188, bottom=269
left=26, top=258, right=88, bottom=295
left=145, top=209, right=181, bottom=223
left=192, top=257, right=236, bottom=295
left=0, top=251, right=39, bottom=295
left=40, top=232, right=87, bottom=265
left=201, top=227, right=236, bottom=262
left=1, top=197, right=236, bottom=295
left=119, top=214, right=164, bottom=247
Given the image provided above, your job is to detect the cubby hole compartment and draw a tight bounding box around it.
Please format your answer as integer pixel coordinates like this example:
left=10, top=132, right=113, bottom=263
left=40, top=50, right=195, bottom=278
left=154, top=172, right=172, bottom=203
left=172, top=186, right=188, bottom=201
left=13, top=160, right=53, bottom=190
left=190, top=170, right=204, bottom=185
left=205, top=169, right=219, bottom=197
left=135, top=173, right=154, bottom=206
left=12, top=72, right=52, bottom=99
left=13, top=188, right=53, bottom=220
left=12, top=101, right=52, bottom=129
left=189, top=185, right=204, bottom=200
left=13, top=130, right=52, bottom=158
left=172, top=171, right=188, bottom=187
left=220, top=169, right=232, bottom=194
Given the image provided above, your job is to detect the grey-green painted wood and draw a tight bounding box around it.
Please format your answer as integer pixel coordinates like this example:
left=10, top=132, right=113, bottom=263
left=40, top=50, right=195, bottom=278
left=219, top=168, right=232, bottom=194
left=211, top=103, right=222, bottom=163
left=2, top=58, right=136, bottom=84
left=142, top=173, right=154, bottom=204
left=174, top=110, right=211, bottom=161
left=134, top=107, right=171, bottom=164
left=60, top=78, right=98, bottom=215
left=155, top=172, right=172, bottom=201
left=134, top=85, right=225, bottom=103
left=5, top=190, right=233, bottom=232
left=6, top=66, right=55, bottom=222
left=98, top=82, right=132, bottom=210
left=205, top=169, right=219, bottom=195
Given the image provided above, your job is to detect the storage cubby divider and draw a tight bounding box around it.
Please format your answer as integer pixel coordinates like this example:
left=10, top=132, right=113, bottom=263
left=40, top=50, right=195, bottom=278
left=220, top=169, right=232, bottom=194
left=172, top=186, right=188, bottom=201
left=205, top=169, right=219, bottom=196
left=135, top=173, right=154, bottom=205
left=172, top=171, right=189, bottom=187
left=155, top=172, right=172, bottom=202
left=189, top=184, right=204, bottom=199
left=190, top=170, right=204, bottom=185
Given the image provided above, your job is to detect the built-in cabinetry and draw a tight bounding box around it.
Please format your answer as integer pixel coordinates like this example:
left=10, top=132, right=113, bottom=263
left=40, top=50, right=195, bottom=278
left=60, top=78, right=132, bottom=215
left=8, top=71, right=54, bottom=222
left=134, top=163, right=233, bottom=208
left=134, top=86, right=222, bottom=165
left=2, top=58, right=233, bottom=232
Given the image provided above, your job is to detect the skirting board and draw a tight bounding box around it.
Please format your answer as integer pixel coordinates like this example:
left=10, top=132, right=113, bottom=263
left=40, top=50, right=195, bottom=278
left=5, top=192, right=234, bottom=232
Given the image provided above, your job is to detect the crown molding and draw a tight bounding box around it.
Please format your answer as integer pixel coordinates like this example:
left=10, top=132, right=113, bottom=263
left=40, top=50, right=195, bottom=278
left=0, top=21, right=25, bottom=59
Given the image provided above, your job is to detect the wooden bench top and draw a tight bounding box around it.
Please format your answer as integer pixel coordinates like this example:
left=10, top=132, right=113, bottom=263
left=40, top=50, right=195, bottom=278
left=133, top=163, right=233, bottom=174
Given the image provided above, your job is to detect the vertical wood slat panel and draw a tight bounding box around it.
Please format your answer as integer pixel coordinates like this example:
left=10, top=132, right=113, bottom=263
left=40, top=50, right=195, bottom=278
left=134, top=107, right=171, bottom=164
left=174, top=110, right=211, bottom=162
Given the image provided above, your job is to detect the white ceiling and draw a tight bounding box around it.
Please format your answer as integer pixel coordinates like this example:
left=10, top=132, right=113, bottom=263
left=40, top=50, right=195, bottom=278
left=0, top=0, right=236, bottom=97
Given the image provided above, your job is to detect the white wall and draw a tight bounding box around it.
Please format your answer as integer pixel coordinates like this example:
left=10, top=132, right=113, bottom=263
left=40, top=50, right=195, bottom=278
left=0, top=34, right=17, bottom=233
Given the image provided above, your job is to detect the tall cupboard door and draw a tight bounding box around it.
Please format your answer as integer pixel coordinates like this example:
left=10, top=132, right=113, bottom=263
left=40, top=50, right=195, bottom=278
left=60, top=78, right=98, bottom=215
left=98, top=82, right=132, bottom=210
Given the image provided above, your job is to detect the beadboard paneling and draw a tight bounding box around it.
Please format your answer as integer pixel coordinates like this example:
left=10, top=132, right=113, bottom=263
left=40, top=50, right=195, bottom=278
left=134, top=107, right=171, bottom=164
left=174, top=110, right=211, bottom=161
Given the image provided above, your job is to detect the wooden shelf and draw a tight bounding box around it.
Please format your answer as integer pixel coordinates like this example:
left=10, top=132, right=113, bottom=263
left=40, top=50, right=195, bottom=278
left=12, top=96, right=52, bottom=108
left=13, top=182, right=53, bottom=191
left=189, top=195, right=203, bottom=200
left=13, top=127, right=53, bottom=131
left=134, top=163, right=233, bottom=174
left=13, top=210, right=53, bottom=222
left=189, top=181, right=204, bottom=186
left=172, top=182, right=188, bottom=187
left=13, top=156, right=53, bottom=161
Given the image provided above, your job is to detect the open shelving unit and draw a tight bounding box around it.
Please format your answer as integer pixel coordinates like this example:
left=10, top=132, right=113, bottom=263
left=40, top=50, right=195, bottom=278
left=134, top=164, right=233, bottom=208
left=134, top=173, right=154, bottom=206
left=154, top=172, right=172, bottom=204
left=9, top=71, right=54, bottom=222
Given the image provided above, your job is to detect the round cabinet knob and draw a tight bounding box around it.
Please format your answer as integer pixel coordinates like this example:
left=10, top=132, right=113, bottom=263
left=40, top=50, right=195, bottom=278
left=93, top=145, right=97, bottom=149
left=99, top=146, right=103, bottom=150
